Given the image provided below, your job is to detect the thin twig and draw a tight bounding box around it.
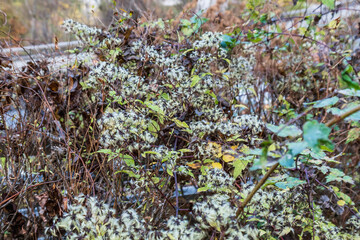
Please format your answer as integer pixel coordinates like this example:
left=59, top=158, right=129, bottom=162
left=174, top=171, right=179, bottom=217
left=0, top=180, right=60, bottom=208
left=0, top=30, right=36, bottom=63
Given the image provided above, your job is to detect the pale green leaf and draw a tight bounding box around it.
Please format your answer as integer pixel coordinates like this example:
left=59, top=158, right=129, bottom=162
left=233, top=158, right=250, bottom=178
left=346, top=128, right=360, bottom=143
left=266, top=124, right=302, bottom=137
left=191, top=75, right=201, bottom=87
left=174, top=118, right=189, bottom=129
left=275, top=177, right=305, bottom=189
left=313, top=96, right=339, bottom=108
left=119, top=154, right=135, bottom=167
left=321, top=0, right=334, bottom=9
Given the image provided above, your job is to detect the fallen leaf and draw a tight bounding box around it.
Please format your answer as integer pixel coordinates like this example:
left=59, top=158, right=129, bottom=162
left=187, top=162, right=202, bottom=169
left=212, top=162, right=222, bottom=169
left=222, top=154, right=235, bottom=162
left=337, top=200, right=345, bottom=206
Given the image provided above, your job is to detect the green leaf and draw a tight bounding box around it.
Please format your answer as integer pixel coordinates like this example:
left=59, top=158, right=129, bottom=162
left=346, top=128, right=360, bottom=143
left=341, top=73, right=360, bottom=90
left=334, top=190, right=354, bottom=205
left=321, top=0, right=335, bottom=9
left=181, top=27, right=194, bottom=37
left=275, top=177, right=305, bottom=189
left=338, top=89, right=360, bottom=97
left=313, top=96, right=339, bottom=108
left=327, top=103, right=360, bottom=121
left=279, top=154, right=295, bottom=168
left=287, top=141, right=308, bottom=156
left=279, top=227, right=293, bottom=237
left=266, top=123, right=302, bottom=137
left=197, top=186, right=210, bottom=192
left=119, top=154, right=135, bottom=167
left=180, top=19, right=191, bottom=26
left=233, top=158, right=250, bottom=178
left=178, top=148, right=193, bottom=153
left=326, top=168, right=354, bottom=184
left=96, top=149, right=112, bottom=154
left=142, top=151, right=160, bottom=156
left=152, top=177, right=160, bottom=184
left=167, top=168, right=174, bottom=176
left=174, top=118, right=189, bottom=129
left=259, top=13, right=268, bottom=24
left=148, top=120, right=160, bottom=137
left=145, top=101, right=164, bottom=115
left=190, top=75, right=201, bottom=87
left=161, top=93, right=170, bottom=100
left=303, top=120, right=333, bottom=152
left=116, top=170, right=139, bottom=178
left=251, top=139, right=271, bottom=170
left=181, top=48, right=194, bottom=55
left=225, top=135, right=246, bottom=142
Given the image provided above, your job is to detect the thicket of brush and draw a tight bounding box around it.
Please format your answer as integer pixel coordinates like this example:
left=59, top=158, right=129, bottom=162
left=1, top=0, right=360, bottom=239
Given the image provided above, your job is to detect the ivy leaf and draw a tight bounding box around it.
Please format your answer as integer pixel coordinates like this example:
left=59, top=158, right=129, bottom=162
left=303, top=120, right=333, bottom=152
left=279, top=141, right=307, bottom=168
left=313, top=96, right=339, bottom=108
left=152, top=177, right=160, bottom=184
left=279, top=154, right=295, bottom=168
left=287, top=141, right=308, bottom=156
left=326, top=168, right=354, bottom=184
left=266, top=123, right=302, bottom=137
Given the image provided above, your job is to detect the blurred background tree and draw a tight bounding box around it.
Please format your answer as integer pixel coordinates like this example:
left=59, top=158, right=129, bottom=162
left=0, top=0, right=191, bottom=46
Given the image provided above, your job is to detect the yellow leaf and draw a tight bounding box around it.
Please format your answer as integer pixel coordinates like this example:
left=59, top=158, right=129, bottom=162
left=222, top=154, right=235, bottom=162
left=209, top=141, right=221, bottom=148
left=187, top=162, right=202, bottom=169
left=230, top=145, right=238, bottom=151
left=328, top=17, right=341, bottom=30
left=234, top=104, right=248, bottom=109
left=268, top=143, right=276, bottom=152
left=337, top=200, right=345, bottom=206
left=212, top=162, right=222, bottom=169
left=207, top=141, right=222, bottom=158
